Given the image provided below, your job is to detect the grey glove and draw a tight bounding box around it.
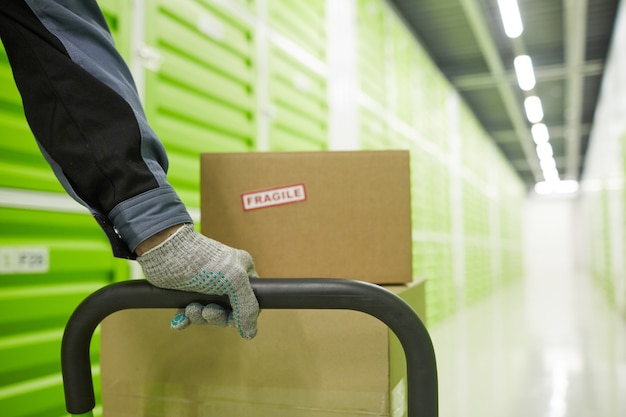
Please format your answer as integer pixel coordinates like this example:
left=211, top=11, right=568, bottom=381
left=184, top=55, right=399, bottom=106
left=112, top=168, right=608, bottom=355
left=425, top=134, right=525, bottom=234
left=137, top=224, right=260, bottom=340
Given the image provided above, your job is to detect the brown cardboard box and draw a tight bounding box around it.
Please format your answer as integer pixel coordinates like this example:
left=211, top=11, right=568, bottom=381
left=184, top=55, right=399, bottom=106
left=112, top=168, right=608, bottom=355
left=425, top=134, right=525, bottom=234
left=200, top=151, right=412, bottom=284
left=100, top=281, right=425, bottom=417
left=99, top=150, right=421, bottom=416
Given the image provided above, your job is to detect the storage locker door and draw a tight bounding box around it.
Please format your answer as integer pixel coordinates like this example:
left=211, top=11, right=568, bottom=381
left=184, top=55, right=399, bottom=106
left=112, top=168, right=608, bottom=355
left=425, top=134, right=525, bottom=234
left=359, top=104, right=389, bottom=150
left=356, top=0, right=388, bottom=150
left=267, top=0, right=328, bottom=151
left=356, top=0, right=386, bottom=105
left=390, top=16, right=416, bottom=126
left=412, top=154, right=456, bottom=325
left=0, top=209, right=112, bottom=417
left=268, top=0, right=326, bottom=60
left=143, top=0, right=257, bottom=210
left=423, top=242, right=457, bottom=326
left=0, top=2, right=131, bottom=416
left=498, top=164, right=524, bottom=284
left=267, top=46, right=328, bottom=151
left=497, top=171, right=524, bottom=290
left=415, top=52, right=450, bottom=151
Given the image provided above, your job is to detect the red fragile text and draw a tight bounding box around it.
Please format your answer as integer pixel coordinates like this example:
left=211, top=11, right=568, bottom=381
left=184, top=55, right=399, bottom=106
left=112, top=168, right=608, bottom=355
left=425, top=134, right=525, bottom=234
left=241, top=184, right=307, bottom=211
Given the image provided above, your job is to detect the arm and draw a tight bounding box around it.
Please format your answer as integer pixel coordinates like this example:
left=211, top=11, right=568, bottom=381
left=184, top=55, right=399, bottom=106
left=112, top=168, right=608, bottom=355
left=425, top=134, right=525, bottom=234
left=0, top=0, right=259, bottom=339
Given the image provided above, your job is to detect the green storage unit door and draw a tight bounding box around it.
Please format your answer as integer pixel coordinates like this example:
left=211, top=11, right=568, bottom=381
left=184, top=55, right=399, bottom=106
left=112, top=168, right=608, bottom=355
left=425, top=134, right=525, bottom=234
left=0, top=208, right=111, bottom=417
left=498, top=172, right=524, bottom=284
left=463, top=180, right=490, bottom=238
left=411, top=150, right=456, bottom=326
left=0, top=2, right=131, bottom=416
left=266, top=0, right=328, bottom=151
left=390, top=17, right=417, bottom=126
left=356, top=0, right=386, bottom=104
left=421, top=241, right=457, bottom=326
left=464, top=244, right=492, bottom=305
left=501, top=246, right=523, bottom=284
left=143, top=0, right=257, bottom=209
left=356, top=0, right=388, bottom=150
left=458, top=104, right=493, bottom=184
left=410, top=150, right=451, bottom=244
left=358, top=104, right=389, bottom=150
left=415, top=57, right=449, bottom=151
left=410, top=148, right=435, bottom=233
left=267, top=46, right=328, bottom=151
left=430, top=160, right=452, bottom=233
left=268, top=0, right=326, bottom=61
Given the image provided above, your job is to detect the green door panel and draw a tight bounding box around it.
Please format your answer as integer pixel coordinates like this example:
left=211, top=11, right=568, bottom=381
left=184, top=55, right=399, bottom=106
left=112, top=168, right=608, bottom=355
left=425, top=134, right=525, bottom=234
left=144, top=0, right=256, bottom=214
left=268, top=47, right=327, bottom=151
left=268, top=0, right=326, bottom=60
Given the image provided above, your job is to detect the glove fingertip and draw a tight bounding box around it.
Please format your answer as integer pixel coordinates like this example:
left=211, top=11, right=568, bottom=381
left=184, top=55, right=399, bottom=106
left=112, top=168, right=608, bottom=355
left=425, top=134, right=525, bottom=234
left=171, top=310, right=190, bottom=330
left=239, top=326, right=258, bottom=340
left=232, top=311, right=258, bottom=340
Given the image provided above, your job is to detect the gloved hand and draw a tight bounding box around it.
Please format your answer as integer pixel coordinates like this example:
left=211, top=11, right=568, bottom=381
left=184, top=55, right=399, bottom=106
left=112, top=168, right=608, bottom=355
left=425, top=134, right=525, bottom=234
left=171, top=249, right=259, bottom=332
left=137, top=224, right=260, bottom=340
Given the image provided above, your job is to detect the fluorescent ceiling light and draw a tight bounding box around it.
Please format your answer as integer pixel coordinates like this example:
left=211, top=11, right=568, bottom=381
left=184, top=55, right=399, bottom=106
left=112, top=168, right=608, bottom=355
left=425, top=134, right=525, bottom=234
left=531, top=123, right=550, bottom=144
left=536, top=142, right=553, bottom=160
left=559, top=180, right=580, bottom=193
left=540, top=157, right=556, bottom=171
left=514, top=55, right=536, bottom=91
left=524, top=96, right=544, bottom=123
left=534, top=182, right=552, bottom=194
left=535, top=180, right=578, bottom=195
left=543, top=168, right=560, bottom=182
left=497, top=0, right=524, bottom=38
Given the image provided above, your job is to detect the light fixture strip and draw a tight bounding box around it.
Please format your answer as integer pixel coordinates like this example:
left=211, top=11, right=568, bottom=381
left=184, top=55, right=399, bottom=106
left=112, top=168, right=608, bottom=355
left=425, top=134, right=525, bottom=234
left=531, top=123, right=550, bottom=144
left=524, top=96, right=544, bottom=123
left=497, top=0, right=524, bottom=38
left=513, top=55, right=536, bottom=91
left=536, top=142, right=554, bottom=160
left=497, top=0, right=566, bottom=191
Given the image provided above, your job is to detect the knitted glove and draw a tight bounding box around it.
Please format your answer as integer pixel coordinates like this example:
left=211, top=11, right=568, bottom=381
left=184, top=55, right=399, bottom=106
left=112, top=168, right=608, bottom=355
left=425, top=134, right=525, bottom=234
left=137, top=224, right=260, bottom=340
left=171, top=249, right=259, bottom=331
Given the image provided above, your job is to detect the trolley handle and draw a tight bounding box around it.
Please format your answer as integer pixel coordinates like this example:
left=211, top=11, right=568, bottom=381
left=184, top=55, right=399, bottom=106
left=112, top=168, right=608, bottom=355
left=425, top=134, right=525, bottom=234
left=62, top=278, right=438, bottom=417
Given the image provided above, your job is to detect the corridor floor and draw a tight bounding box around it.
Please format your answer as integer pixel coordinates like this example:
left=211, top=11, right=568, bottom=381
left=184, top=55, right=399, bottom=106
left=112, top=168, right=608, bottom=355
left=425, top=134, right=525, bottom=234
left=429, top=274, right=626, bottom=417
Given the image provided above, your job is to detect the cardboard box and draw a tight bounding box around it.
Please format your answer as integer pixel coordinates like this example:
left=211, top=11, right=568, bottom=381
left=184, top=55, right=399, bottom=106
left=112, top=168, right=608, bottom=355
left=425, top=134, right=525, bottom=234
left=99, top=150, right=423, bottom=416
left=200, top=151, right=412, bottom=284
left=100, top=281, right=425, bottom=417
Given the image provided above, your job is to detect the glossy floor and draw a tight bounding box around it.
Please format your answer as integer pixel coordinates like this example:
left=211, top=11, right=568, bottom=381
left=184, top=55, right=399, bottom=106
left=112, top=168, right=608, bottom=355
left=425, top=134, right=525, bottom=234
left=430, top=274, right=626, bottom=417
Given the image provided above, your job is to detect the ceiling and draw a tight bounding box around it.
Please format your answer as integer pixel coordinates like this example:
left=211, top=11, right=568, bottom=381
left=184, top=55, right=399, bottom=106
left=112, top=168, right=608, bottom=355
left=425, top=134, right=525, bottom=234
left=389, top=0, right=620, bottom=190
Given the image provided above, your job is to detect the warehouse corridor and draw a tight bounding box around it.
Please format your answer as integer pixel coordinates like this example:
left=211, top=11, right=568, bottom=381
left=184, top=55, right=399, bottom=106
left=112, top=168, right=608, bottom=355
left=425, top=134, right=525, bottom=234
left=0, top=1, right=624, bottom=416
left=431, top=272, right=626, bottom=417
left=431, top=195, right=626, bottom=417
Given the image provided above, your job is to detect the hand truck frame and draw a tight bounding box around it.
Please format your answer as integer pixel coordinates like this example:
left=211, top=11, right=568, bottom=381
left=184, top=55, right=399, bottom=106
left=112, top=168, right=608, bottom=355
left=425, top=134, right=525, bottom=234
left=61, top=278, right=438, bottom=417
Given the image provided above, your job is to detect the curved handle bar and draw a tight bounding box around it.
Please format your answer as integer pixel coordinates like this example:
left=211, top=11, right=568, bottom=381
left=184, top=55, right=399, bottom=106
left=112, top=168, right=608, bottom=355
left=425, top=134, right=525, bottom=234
left=62, top=278, right=438, bottom=416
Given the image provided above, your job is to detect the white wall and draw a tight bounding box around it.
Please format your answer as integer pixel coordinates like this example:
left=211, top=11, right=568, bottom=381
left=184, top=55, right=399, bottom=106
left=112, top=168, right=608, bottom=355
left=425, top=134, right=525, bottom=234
left=577, top=0, right=626, bottom=309
left=582, top=0, right=626, bottom=183
left=523, top=195, right=576, bottom=279
left=523, top=194, right=579, bottom=344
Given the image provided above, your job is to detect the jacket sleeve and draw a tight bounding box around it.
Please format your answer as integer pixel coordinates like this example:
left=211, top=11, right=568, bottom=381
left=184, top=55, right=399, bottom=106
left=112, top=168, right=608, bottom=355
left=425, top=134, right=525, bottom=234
left=0, top=0, right=192, bottom=258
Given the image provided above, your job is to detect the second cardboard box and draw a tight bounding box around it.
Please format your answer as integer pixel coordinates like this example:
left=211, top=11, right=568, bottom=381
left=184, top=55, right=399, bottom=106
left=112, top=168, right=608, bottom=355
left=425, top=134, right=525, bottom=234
left=200, top=150, right=412, bottom=284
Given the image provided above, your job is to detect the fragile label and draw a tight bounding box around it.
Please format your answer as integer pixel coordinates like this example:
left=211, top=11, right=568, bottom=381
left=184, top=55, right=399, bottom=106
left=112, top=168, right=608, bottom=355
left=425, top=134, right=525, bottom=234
left=241, top=183, right=307, bottom=211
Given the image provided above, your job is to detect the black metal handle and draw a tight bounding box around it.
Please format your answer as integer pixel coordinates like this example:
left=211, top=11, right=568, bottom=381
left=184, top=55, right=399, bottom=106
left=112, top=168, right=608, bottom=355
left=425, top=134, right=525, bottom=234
left=62, top=278, right=438, bottom=416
